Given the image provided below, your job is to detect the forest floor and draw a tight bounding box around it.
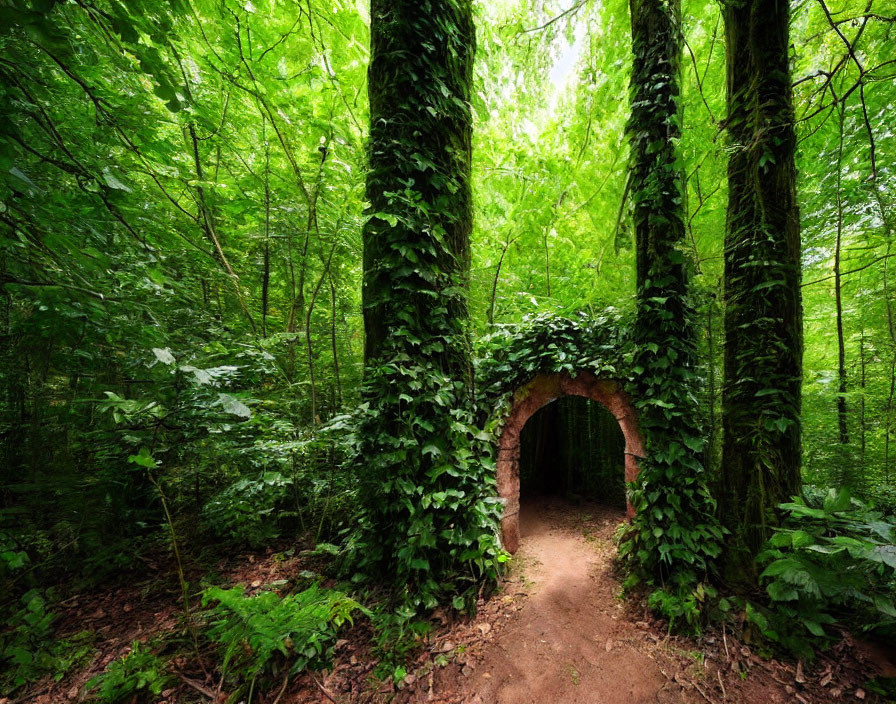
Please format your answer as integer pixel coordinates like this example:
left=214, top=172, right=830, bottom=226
left=8, top=499, right=895, bottom=704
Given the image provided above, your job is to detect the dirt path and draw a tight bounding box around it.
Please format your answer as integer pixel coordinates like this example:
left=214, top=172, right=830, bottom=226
left=459, top=498, right=678, bottom=704
left=18, top=498, right=887, bottom=704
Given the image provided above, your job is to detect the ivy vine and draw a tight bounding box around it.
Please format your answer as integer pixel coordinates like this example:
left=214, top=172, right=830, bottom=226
left=350, top=0, right=504, bottom=613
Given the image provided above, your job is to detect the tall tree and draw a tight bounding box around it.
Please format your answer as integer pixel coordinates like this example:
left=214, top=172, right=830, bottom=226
left=622, top=0, right=721, bottom=605
left=363, top=0, right=474, bottom=382
left=354, top=0, right=501, bottom=608
left=720, top=0, right=803, bottom=580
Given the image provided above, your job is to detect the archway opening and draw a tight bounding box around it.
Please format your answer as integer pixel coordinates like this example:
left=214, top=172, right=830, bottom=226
left=519, top=396, right=626, bottom=510
left=495, top=372, right=644, bottom=553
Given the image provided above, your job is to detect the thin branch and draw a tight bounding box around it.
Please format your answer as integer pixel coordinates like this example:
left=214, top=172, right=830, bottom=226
left=519, top=0, right=587, bottom=34
left=801, top=254, right=896, bottom=287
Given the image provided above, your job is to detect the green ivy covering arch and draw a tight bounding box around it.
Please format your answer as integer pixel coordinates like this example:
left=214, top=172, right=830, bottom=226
left=477, top=312, right=723, bottom=626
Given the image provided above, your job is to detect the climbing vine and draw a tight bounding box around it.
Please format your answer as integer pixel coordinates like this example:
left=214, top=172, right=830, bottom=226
left=350, top=0, right=504, bottom=612
left=477, top=312, right=723, bottom=627
left=624, top=0, right=722, bottom=623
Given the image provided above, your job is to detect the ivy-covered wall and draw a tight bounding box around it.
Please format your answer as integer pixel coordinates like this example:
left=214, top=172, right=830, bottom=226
left=478, top=315, right=721, bottom=613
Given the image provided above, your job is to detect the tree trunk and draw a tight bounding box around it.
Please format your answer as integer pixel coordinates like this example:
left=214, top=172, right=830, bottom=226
left=625, top=0, right=721, bottom=586
left=720, top=0, right=803, bottom=582
left=363, top=0, right=474, bottom=381
left=357, top=0, right=493, bottom=602
left=835, top=104, right=849, bottom=445
left=629, top=0, right=688, bottom=315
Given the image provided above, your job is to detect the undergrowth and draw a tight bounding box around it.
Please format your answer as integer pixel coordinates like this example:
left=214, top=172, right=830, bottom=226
left=201, top=583, right=367, bottom=696
left=747, top=487, right=896, bottom=658
left=0, top=589, right=94, bottom=694
left=86, top=641, right=172, bottom=703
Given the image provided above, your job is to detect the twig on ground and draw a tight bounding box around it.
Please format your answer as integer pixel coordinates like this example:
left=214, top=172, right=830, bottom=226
left=271, top=674, right=290, bottom=704
left=177, top=673, right=218, bottom=700
left=721, top=623, right=729, bottom=660
left=312, top=675, right=339, bottom=703
left=692, top=679, right=716, bottom=703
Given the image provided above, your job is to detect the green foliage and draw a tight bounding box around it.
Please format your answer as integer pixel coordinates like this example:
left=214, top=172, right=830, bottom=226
left=647, top=580, right=717, bottom=633
left=352, top=0, right=506, bottom=613
left=477, top=312, right=723, bottom=627
left=369, top=610, right=433, bottom=683
left=201, top=583, right=367, bottom=685
left=0, top=0, right=366, bottom=589
left=755, top=488, right=896, bottom=655
left=86, top=642, right=172, bottom=703
left=0, top=530, right=31, bottom=581
left=203, top=471, right=296, bottom=548
left=0, top=0, right=893, bottom=670
left=0, top=590, right=94, bottom=693
left=349, top=367, right=506, bottom=611
left=621, top=0, right=722, bottom=624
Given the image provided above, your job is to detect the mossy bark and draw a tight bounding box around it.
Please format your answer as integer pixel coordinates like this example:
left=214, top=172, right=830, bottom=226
left=624, top=0, right=722, bottom=595
left=363, top=0, right=474, bottom=383
left=354, top=0, right=500, bottom=608
left=629, top=0, right=687, bottom=313
left=720, top=0, right=803, bottom=583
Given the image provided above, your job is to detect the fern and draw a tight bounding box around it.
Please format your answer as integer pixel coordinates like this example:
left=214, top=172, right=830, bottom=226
left=201, top=583, right=368, bottom=684
left=86, top=642, right=171, bottom=703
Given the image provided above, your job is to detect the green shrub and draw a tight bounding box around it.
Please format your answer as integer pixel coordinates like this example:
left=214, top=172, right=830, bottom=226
left=755, top=488, right=896, bottom=656
left=86, top=641, right=171, bottom=703
left=202, top=471, right=295, bottom=547
left=201, top=583, right=367, bottom=687
left=0, top=589, right=94, bottom=692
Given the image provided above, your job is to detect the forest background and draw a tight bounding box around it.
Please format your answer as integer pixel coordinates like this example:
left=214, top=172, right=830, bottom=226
left=1, top=0, right=895, bottom=696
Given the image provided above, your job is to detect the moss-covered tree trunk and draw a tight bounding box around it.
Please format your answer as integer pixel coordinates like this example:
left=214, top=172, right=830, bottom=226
left=363, top=0, right=474, bottom=383
left=355, top=0, right=501, bottom=610
left=720, top=0, right=803, bottom=582
left=623, top=0, right=721, bottom=607
left=629, top=0, right=688, bottom=315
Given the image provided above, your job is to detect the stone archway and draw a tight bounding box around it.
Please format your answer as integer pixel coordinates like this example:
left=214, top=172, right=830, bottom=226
left=496, top=371, right=645, bottom=553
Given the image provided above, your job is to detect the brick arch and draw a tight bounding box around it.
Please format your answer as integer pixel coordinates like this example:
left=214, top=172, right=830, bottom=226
left=496, top=371, right=645, bottom=553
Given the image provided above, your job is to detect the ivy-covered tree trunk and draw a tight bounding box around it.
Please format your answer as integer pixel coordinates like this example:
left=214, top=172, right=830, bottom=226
left=363, top=0, right=473, bottom=382
left=355, top=0, right=501, bottom=609
left=623, top=0, right=721, bottom=612
left=720, top=0, right=803, bottom=582
left=630, top=0, right=688, bottom=308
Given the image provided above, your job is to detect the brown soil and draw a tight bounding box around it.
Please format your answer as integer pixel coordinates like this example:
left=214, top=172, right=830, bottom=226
left=378, top=498, right=890, bottom=704
left=7, top=499, right=892, bottom=704
left=460, top=497, right=671, bottom=704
